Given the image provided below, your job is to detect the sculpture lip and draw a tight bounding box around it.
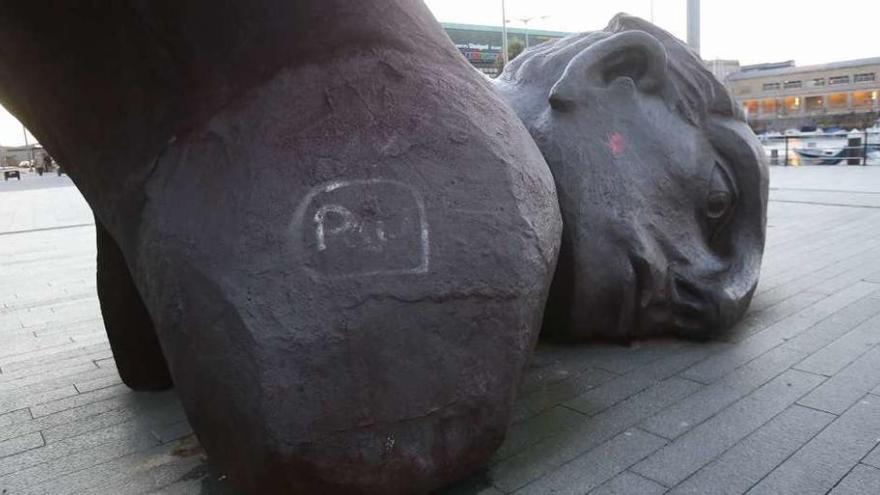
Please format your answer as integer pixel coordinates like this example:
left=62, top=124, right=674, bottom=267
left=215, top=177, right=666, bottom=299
left=630, top=255, right=720, bottom=336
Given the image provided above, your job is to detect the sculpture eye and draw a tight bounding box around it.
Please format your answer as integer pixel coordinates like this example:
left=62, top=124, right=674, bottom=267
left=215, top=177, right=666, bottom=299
left=705, top=162, right=737, bottom=238
left=706, top=191, right=732, bottom=219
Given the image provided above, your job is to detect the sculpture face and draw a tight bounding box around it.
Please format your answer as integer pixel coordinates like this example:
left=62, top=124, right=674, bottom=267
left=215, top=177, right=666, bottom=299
left=495, top=16, right=768, bottom=340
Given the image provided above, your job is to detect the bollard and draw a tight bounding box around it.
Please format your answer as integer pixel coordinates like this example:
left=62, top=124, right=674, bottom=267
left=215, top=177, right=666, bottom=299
left=784, top=137, right=789, bottom=166
left=847, top=136, right=863, bottom=165
left=770, top=149, right=779, bottom=165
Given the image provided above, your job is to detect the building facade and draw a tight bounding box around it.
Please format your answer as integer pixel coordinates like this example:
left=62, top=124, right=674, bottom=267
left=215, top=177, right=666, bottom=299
left=442, top=23, right=570, bottom=77
left=715, top=58, right=880, bottom=132
left=2, top=144, right=42, bottom=167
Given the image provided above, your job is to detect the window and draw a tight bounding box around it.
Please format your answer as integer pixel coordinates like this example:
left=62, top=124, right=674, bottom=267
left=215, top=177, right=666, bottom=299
left=783, top=80, right=802, bottom=89
left=855, top=73, right=876, bottom=83
left=828, top=93, right=848, bottom=108
left=812, top=78, right=826, bottom=87
left=852, top=91, right=875, bottom=107
left=829, top=75, right=850, bottom=85
left=805, top=95, right=825, bottom=111
left=760, top=99, right=779, bottom=114
left=762, top=82, right=781, bottom=91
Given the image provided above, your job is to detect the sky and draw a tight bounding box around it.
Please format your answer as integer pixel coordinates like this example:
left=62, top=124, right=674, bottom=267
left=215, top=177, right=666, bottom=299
left=0, top=103, right=36, bottom=149
left=1, top=1, right=879, bottom=146
left=425, top=0, right=880, bottom=67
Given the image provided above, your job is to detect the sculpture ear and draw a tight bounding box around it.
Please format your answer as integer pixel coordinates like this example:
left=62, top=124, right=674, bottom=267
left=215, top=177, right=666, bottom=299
left=549, top=31, right=668, bottom=111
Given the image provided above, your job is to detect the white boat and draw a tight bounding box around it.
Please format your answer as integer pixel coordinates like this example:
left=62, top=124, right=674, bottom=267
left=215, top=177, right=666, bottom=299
left=794, top=147, right=844, bottom=165
left=761, top=125, right=880, bottom=165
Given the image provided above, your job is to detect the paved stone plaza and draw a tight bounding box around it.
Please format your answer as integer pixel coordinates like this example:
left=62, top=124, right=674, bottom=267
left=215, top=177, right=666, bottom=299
left=4, top=167, right=880, bottom=494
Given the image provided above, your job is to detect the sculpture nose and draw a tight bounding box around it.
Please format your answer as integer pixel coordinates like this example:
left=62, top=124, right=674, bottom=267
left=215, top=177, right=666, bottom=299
left=672, top=275, right=704, bottom=306
left=670, top=273, right=720, bottom=325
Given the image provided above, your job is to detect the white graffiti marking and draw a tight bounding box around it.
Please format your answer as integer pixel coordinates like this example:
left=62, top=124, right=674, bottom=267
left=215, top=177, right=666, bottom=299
left=313, top=204, right=356, bottom=251
left=294, top=179, right=430, bottom=278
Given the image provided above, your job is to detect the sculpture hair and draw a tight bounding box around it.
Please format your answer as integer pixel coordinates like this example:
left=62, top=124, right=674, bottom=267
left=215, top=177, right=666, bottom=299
left=499, top=13, right=741, bottom=126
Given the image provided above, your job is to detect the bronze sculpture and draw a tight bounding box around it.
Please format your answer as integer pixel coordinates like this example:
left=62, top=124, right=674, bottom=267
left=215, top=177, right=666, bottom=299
left=0, top=2, right=561, bottom=493
left=494, top=14, right=769, bottom=341
left=0, top=4, right=769, bottom=493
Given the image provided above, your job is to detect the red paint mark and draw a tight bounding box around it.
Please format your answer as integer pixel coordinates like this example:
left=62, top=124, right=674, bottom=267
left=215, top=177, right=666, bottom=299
left=607, top=132, right=625, bottom=156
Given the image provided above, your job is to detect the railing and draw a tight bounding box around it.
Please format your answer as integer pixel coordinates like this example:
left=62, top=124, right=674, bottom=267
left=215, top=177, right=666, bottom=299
left=758, top=129, right=880, bottom=166
left=746, top=104, right=880, bottom=118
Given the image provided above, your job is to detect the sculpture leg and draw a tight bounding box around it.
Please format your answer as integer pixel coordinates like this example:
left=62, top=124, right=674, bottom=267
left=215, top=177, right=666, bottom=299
left=95, top=216, right=172, bottom=390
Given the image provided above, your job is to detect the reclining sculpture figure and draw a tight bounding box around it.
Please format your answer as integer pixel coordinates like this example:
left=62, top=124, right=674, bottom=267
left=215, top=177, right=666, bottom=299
left=0, top=2, right=561, bottom=493
left=0, top=3, right=768, bottom=492
left=494, top=14, right=769, bottom=341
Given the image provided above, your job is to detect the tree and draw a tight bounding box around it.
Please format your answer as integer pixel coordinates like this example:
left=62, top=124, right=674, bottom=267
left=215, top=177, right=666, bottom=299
left=508, top=40, right=524, bottom=61
left=495, top=40, right=525, bottom=73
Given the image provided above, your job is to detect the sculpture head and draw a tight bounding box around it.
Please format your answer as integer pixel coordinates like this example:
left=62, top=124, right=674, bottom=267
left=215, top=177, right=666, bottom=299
left=494, top=14, right=768, bottom=340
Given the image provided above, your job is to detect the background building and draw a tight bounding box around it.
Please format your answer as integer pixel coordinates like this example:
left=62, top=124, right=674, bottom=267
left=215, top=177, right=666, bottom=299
left=2, top=144, right=41, bottom=167
left=705, top=59, right=741, bottom=83
left=710, top=58, right=880, bottom=132
left=442, top=23, right=570, bottom=76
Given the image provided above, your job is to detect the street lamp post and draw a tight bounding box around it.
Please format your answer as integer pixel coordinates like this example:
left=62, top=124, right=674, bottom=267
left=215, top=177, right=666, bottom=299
left=500, top=0, right=509, bottom=66
left=687, top=0, right=701, bottom=56
left=22, top=124, right=34, bottom=166
left=517, top=15, right=550, bottom=49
